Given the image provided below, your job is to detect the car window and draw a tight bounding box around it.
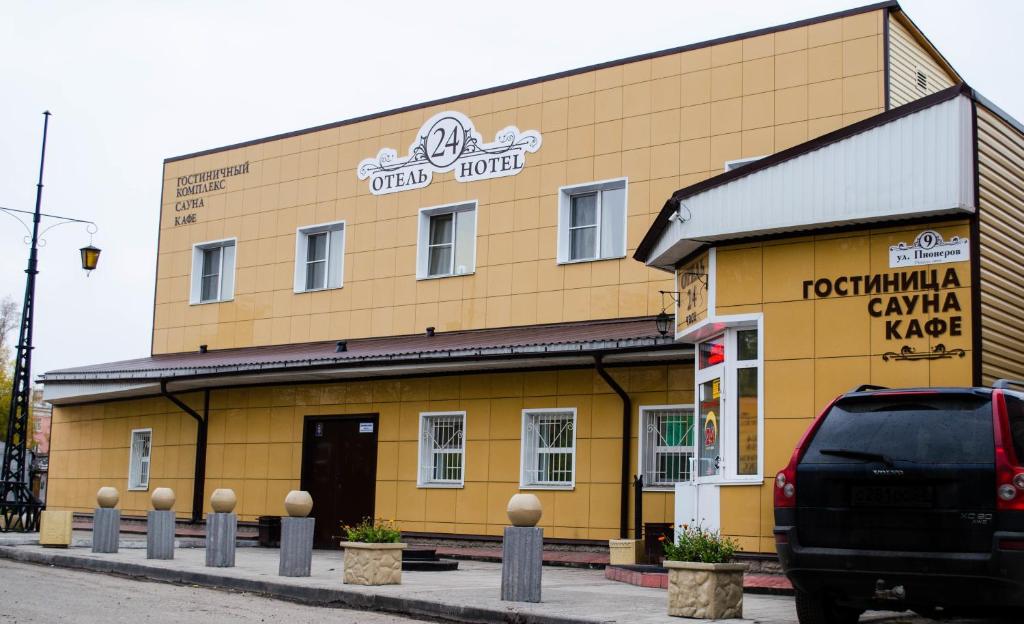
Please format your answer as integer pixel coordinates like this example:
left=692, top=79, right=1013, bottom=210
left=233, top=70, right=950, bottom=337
left=804, top=394, right=994, bottom=465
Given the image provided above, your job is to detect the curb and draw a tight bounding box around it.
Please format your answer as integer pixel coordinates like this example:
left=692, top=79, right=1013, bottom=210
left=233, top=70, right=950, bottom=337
left=0, top=546, right=614, bottom=624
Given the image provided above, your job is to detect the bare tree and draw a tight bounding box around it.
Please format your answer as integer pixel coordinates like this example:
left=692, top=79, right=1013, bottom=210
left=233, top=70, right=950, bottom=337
left=1, top=296, right=19, bottom=439
left=0, top=296, right=18, bottom=356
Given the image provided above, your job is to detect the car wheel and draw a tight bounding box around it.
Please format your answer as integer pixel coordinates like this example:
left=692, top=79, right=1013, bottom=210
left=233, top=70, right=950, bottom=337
left=795, top=590, right=861, bottom=624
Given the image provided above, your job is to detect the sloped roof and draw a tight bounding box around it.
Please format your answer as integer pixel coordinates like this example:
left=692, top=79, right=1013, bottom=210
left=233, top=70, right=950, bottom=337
left=43, top=316, right=678, bottom=382
left=634, top=84, right=1006, bottom=269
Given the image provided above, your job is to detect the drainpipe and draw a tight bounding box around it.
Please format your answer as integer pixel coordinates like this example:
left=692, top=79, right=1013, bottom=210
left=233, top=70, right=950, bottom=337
left=160, top=381, right=209, bottom=524
left=594, top=355, right=632, bottom=539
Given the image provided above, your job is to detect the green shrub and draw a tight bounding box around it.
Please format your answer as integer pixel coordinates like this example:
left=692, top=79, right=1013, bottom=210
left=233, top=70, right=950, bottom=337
left=662, top=525, right=738, bottom=564
left=341, top=517, right=401, bottom=543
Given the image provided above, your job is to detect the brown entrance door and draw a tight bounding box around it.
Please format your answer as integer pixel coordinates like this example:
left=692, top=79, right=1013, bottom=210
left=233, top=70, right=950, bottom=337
left=300, top=414, right=379, bottom=548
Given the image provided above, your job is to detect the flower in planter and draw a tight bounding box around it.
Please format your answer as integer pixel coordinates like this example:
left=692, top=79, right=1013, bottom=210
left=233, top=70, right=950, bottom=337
left=662, top=524, right=738, bottom=564
left=341, top=517, right=402, bottom=543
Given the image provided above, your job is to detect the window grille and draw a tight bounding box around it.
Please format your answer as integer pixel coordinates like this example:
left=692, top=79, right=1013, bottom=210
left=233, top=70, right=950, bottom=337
left=128, top=429, right=152, bottom=490
left=522, top=410, right=575, bottom=487
left=641, top=408, right=694, bottom=487
left=419, top=413, right=464, bottom=485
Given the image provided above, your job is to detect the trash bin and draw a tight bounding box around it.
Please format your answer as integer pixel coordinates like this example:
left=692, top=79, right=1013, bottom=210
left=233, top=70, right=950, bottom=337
left=644, top=522, right=674, bottom=565
left=258, top=515, right=281, bottom=547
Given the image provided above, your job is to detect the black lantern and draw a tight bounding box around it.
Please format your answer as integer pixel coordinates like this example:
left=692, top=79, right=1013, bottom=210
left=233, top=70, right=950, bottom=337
left=80, top=244, right=101, bottom=272
left=655, top=311, right=672, bottom=336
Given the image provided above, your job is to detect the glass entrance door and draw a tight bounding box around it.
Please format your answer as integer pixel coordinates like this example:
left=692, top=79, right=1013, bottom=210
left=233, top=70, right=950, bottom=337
left=697, top=376, right=723, bottom=478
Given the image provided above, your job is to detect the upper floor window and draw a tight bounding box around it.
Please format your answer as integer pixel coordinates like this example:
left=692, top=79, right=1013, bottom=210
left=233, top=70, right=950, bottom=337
left=521, top=408, right=576, bottom=489
left=417, top=202, right=476, bottom=279
left=189, top=238, right=236, bottom=304
left=294, top=221, right=345, bottom=293
left=557, top=178, right=627, bottom=263
left=128, top=428, right=152, bottom=491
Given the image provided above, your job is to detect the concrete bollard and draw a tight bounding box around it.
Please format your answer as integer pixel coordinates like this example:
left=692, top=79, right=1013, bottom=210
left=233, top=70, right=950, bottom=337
left=206, top=512, right=237, bottom=567
left=501, top=527, right=543, bottom=602
left=92, top=508, right=120, bottom=553
left=279, top=490, right=314, bottom=577
left=147, top=510, right=176, bottom=559
left=148, top=487, right=176, bottom=560
left=206, top=488, right=238, bottom=568
left=279, top=517, right=315, bottom=576
left=501, top=494, right=544, bottom=603
left=92, top=487, right=120, bottom=554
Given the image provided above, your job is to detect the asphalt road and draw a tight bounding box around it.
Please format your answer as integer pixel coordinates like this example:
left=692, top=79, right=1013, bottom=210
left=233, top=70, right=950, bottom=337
left=0, top=559, right=425, bottom=623
left=0, top=558, right=1013, bottom=624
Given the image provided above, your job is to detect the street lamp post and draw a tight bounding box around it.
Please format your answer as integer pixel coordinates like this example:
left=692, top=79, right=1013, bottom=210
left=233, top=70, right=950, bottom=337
left=0, top=112, right=100, bottom=532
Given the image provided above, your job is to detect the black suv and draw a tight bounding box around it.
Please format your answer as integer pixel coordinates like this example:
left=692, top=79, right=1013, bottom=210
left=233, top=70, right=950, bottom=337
left=774, top=382, right=1024, bottom=623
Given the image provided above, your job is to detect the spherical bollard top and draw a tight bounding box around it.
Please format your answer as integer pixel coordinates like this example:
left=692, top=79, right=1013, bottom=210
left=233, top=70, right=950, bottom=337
left=151, top=487, right=176, bottom=511
left=96, top=486, right=120, bottom=509
left=284, top=490, right=313, bottom=517
left=210, top=488, right=237, bottom=513
left=507, top=493, right=542, bottom=527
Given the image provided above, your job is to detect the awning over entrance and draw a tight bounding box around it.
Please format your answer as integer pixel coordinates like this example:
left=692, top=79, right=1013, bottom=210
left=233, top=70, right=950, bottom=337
left=635, top=85, right=977, bottom=271
left=41, top=317, right=691, bottom=404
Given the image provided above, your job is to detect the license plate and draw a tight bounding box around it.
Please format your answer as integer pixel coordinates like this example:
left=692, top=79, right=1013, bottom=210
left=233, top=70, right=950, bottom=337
left=850, top=485, right=933, bottom=508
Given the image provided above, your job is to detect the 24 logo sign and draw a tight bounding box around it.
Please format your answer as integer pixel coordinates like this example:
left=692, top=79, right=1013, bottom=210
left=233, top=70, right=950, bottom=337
left=357, top=111, right=542, bottom=195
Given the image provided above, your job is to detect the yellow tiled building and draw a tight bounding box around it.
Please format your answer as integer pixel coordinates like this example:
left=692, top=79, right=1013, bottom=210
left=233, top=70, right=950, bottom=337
left=46, top=3, right=999, bottom=555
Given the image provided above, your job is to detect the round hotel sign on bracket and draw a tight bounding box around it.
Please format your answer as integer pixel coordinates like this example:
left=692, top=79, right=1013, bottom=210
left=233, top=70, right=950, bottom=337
left=357, top=111, right=542, bottom=195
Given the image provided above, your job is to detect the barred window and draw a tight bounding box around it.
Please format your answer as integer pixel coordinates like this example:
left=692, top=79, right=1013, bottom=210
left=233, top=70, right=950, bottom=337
left=128, top=429, right=152, bottom=491
left=521, top=409, right=576, bottom=488
left=418, top=412, right=465, bottom=486
left=640, top=407, right=695, bottom=488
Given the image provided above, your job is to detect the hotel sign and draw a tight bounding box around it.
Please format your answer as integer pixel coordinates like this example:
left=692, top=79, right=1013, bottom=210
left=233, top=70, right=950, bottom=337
left=357, top=111, right=541, bottom=195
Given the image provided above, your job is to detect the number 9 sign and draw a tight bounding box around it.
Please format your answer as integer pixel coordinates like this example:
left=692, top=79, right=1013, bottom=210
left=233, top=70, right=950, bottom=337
left=424, top=116, right=468, bottom=168
left=915, top=230, right=940, bottom=250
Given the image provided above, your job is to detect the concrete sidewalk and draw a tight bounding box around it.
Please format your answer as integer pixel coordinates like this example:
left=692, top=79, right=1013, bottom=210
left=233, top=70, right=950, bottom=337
left=0, top=539, right=911, bottom=624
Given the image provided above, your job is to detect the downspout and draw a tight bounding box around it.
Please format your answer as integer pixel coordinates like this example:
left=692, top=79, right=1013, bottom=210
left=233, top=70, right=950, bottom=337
left=159, top=381, right=209, bottom=524
left=594, top=355, right=632, bottom=539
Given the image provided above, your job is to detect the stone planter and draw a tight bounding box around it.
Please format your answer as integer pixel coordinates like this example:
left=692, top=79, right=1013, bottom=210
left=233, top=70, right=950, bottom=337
left=340, top=541, right=407, bottom=585
left=664, top=560, right=746, bottom=620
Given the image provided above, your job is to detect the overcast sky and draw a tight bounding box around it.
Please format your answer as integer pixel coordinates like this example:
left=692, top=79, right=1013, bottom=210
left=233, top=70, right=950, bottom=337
left=1, top=0, right=1019, bottom=378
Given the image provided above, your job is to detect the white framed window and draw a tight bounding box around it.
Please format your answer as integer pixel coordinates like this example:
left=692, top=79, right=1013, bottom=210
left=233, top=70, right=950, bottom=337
left=189, top=238, right=236, bottom=304
left=294, top=220, right=345, bottom=292
left=639, top=405, right=696, bottom=490
left=520, top=409, right=576, bottom=489
left=557, top=178, right=627, bottom=263
left=128, top=428, right=152, bottom=491
left=416, top=201, right=477, bottom=279
left=723, top=156, right=765, bottom=172
left=693, top=320, right=764, bottom=485
left=417, top=411, right=466, bottom=487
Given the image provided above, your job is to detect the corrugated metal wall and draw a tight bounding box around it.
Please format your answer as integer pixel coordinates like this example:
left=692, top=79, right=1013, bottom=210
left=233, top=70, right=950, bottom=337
left=976, top=105, right=1024, bottom=384
left=889, top=15, right=955, bottom=108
